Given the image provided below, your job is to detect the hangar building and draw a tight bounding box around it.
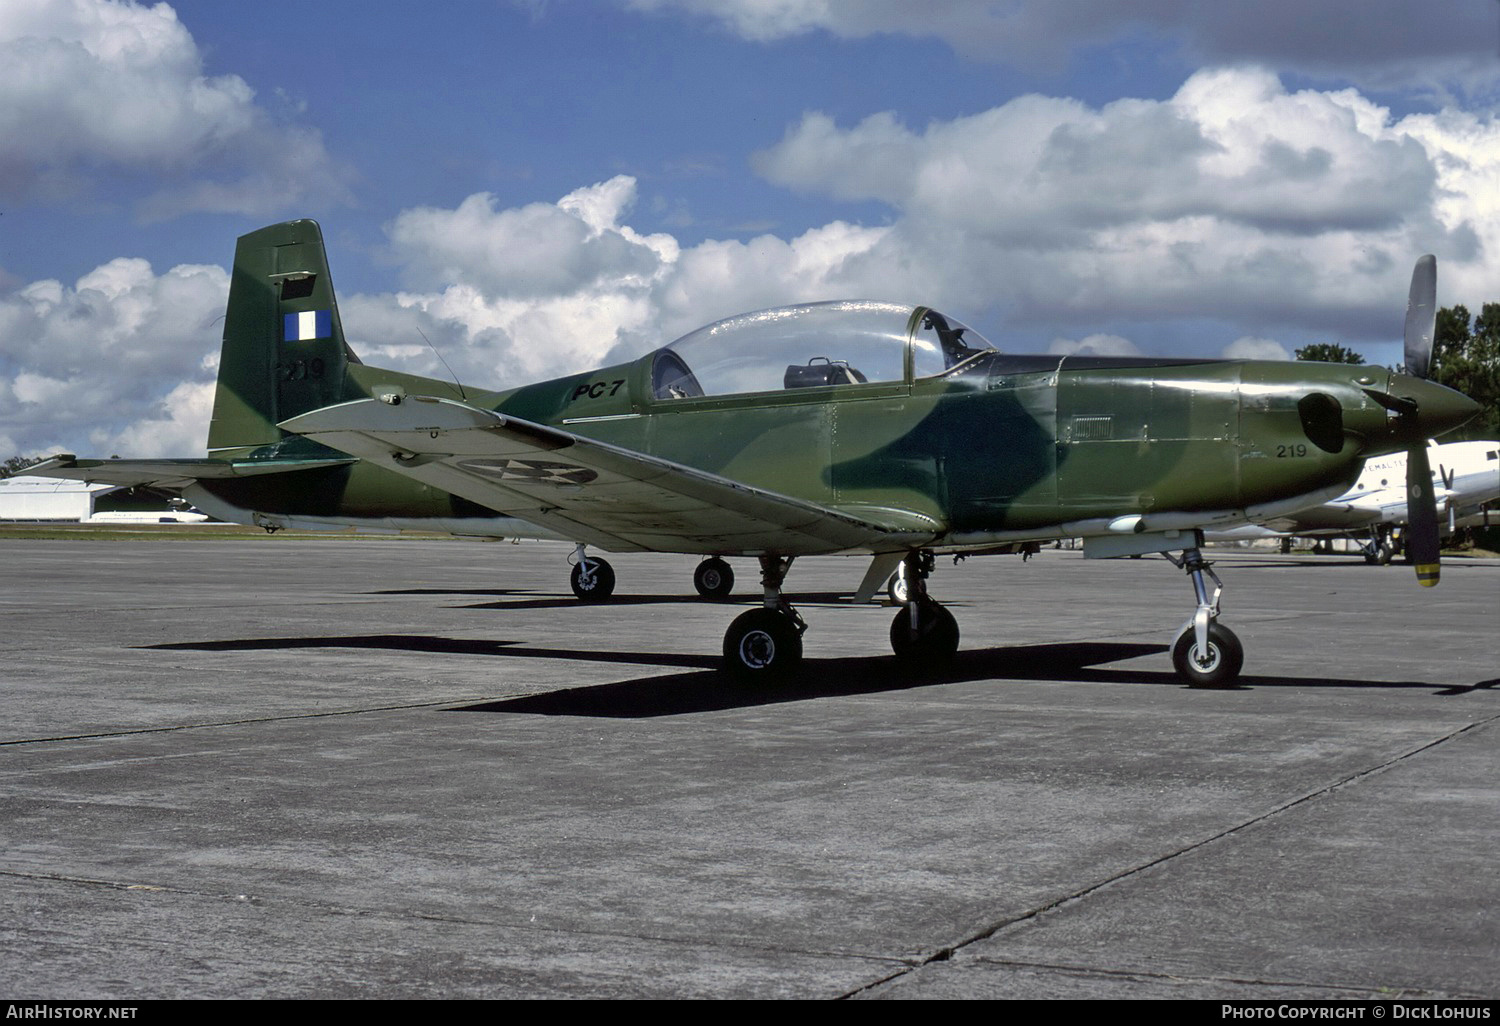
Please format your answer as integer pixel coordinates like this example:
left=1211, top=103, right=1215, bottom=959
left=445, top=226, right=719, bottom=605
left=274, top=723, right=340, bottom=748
left=0, top=475, right=206, bottom=522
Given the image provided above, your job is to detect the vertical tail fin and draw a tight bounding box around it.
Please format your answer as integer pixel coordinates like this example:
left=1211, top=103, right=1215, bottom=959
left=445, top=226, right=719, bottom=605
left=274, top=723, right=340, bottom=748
left=207, top=220, right=362, bottom=454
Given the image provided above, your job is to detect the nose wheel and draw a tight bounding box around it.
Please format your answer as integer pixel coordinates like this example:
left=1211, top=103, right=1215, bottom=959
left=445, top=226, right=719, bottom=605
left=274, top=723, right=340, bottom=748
left=1170, top=621, right=1243, bottom=687
left=1165, top=543, right=1243, bottom=687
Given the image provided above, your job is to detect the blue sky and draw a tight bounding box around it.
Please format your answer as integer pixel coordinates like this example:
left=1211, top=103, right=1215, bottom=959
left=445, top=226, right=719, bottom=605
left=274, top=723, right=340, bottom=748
left=2, top=0, right=1498, bottom=457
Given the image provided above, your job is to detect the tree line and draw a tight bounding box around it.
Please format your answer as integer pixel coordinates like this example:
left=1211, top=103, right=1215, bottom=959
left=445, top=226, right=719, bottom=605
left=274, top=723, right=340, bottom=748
left=2, top=455, right=45, bottom=478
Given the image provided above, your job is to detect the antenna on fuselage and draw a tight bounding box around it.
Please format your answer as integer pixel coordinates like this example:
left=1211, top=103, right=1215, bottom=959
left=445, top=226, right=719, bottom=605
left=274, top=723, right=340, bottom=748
left=418, top=326, right=467, bottom=402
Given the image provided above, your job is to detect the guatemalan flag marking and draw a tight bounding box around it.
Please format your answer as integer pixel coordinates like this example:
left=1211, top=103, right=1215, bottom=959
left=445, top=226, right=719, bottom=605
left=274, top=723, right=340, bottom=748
left=283, top=310, right=332, bottom=342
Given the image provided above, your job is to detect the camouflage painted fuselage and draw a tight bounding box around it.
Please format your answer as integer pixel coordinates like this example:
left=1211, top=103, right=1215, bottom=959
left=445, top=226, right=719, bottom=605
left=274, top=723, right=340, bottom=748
left=203, top=345, right=1439, bottom=551
left=192, top=219, right=1472, bottom=552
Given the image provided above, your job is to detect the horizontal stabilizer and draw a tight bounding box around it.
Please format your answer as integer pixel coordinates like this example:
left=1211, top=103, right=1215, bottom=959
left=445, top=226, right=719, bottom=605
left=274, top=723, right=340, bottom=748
left=27, top=454, right=357, bottom=491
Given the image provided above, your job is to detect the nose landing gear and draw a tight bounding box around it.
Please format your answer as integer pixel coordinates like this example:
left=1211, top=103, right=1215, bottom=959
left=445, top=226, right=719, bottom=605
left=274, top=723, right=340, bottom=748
left=1165, top=545, right=1243, bottom=687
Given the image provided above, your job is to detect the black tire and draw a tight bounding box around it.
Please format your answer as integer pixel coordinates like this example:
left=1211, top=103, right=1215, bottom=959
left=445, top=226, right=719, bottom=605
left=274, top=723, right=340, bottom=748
left=693, top=558, right=735, bottom=599
left=569, top=558, right=616, bottom=602
left=889, top=599, right=959, bottom=664
left=723, top=608, right=802, bottom=680
left=1171, top=622, right=1244, bottom=688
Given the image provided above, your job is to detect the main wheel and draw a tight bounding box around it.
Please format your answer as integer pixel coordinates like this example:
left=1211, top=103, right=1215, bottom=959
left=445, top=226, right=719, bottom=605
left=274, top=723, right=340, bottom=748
left=570, top=558, right=616, bottom=602
left=1171, top=622, right=1244, bottom=688
left=723, top=608, right=803, bottom=680
left=889, top=598, right=959, bottom=664
left=886, top=568, right=909, bottom=605
left=693, top=557, right=735, bottom=599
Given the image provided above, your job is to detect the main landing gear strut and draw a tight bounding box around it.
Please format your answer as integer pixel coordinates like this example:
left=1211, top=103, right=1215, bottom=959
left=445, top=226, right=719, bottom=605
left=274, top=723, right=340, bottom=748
left=888, top=550, right=959, bottom=665
left=569, top=547, right=738, bottom=602
left=720, top=549, right=962, bottom=681
left=1163, top=545, right=1243, bottom=687
left=1359, top=526, right=1396, bottom=566
left=722, top=556, right=806, bottom=680
left=569, top=544, right=616, bottom=602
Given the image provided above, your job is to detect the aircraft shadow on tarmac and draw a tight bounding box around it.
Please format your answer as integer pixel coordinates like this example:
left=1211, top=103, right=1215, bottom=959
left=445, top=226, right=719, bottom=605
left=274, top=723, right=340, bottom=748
left=453, top=649, right=1497, bottom=717
left=139, top=635, right=1494, bottom=717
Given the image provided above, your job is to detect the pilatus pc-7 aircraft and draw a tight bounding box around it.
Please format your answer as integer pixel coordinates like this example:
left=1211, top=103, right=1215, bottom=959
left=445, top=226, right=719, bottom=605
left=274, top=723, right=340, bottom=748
left=34, top=221, right=1480, bottom=686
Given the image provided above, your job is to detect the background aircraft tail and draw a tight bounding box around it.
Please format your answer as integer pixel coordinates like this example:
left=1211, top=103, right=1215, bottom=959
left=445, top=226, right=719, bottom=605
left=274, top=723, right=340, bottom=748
left=207, top=220, right=364, bottom=454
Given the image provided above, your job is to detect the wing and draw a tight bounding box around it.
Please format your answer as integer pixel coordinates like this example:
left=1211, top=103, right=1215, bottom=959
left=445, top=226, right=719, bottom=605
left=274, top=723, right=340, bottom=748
left=280, top=396, right=942, bottom=555
left=26, top=454, right=357, bottom=491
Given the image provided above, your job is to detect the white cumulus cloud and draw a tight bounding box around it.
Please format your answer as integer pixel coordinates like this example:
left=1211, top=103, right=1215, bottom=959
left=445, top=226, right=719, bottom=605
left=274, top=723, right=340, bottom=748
left=0, top=257, right=228, bottom=456
left=753, top=67, right=1497, bottom=337
left=385, top=178, right=673, bottom=298
left=1222, top=337, right=1292, bottom=361
left=1049, top=334, right=1142, bottom=358
left=0, top=0, right=350, bottom=218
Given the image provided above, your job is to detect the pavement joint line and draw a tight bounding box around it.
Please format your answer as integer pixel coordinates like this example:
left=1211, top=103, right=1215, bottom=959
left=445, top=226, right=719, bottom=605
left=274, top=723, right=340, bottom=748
left=839, top=713, right=1500, bottom=1000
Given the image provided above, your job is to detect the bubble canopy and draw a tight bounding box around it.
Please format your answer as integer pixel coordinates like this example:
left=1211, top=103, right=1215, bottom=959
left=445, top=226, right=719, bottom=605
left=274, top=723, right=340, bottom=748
left=649, top=301, right=995, bottom=400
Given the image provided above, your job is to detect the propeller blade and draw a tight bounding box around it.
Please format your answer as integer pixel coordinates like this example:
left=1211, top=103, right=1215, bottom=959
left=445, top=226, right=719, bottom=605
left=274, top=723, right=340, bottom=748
left=1406, top=441, right=1441, bottom=586
left=1361, top=387, right=1418, bottom=420
left=1404, top=254, right=1437, bottom=380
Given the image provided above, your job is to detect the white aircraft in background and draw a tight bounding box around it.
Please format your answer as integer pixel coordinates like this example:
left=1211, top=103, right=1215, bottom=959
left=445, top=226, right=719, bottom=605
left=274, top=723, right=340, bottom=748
left=1211, top=439, right=1500, bottom=563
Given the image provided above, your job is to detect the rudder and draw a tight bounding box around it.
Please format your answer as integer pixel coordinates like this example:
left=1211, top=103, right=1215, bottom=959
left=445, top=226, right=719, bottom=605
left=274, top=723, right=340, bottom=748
left=207, top=220, right=363, bottom=454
